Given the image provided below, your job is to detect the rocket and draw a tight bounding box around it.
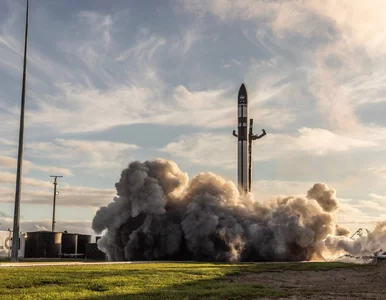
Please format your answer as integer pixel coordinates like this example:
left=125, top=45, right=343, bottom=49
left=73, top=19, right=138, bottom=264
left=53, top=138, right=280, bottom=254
left=232, top=84, right=249, bottom=193
left=233, top=84, right=266, bottom=194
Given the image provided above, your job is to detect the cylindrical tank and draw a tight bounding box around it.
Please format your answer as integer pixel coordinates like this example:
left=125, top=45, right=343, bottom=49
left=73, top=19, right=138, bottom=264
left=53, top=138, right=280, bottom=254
left=77, top=234, right=92, bottom=254
left=25, top=231, right=62, bottom=258
left=61, top=233, right=78, bottom=254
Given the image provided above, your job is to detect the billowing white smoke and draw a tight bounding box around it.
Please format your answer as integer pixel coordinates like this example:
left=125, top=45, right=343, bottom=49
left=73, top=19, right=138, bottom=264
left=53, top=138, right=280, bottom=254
left=92, top=159, right=384, bottom=261
left=325, top=222, right=386, bottom=256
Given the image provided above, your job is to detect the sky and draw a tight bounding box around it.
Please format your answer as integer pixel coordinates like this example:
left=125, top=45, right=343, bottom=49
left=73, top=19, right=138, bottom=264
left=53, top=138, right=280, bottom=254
left=1, top=0, right=386, bottom=234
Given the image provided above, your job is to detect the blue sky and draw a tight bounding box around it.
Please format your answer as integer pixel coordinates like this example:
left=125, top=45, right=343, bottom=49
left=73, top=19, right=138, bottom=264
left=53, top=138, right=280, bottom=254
left=1, top=0, right=386, bottom=234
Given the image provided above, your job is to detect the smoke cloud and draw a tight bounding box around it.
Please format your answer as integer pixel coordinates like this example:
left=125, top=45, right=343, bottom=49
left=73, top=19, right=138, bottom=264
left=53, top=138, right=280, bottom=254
left=92, top=159, right=385, bottom=262
left=325, top=222, right=386, bottom=256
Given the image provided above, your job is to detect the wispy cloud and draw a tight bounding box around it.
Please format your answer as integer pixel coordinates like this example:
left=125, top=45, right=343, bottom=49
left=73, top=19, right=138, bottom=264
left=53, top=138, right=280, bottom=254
left=0, top=218, right=94, bottom=234
left=336, top=200, right=382, bottom=232
left=294, top=128, right=376, bottom=156
left=223, top=59, right=242, bottom=68
left=0, top=155, right=73, bottom=176
left=160, top=128, right=375, bottom=168
left=337, top=194, right=386, bottom=232
left=24, top=78, right=295, bottom=133
left=169, top=22, right=203, bottom=55
left=28, top=83, right=156, bottom=133
left=160, top=133, right=236, bottom=168
left=182, top=0, right=386, bottom=52
left=0, top=168, right=115, bottom=208
left=58, top=10, right=115, bottom=86
left=367, top=165, right=386, bottom=180
left=0, top=171, right=52, bottom=188
left=117, top=29, right=166, bottom=63
left=0, top=185, right=115, bottom=207
left=1, top=3, right=295, bottom=137
left=26, top=139, right=140, bottom=170
left=182, top=0, right=386, bottom=133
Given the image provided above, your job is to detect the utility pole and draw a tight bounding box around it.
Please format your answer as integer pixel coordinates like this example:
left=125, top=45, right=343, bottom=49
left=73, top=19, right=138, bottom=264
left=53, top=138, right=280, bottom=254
left=50, top=175, right=63, bottom=232
left=11, top=0, right=29, bottom=262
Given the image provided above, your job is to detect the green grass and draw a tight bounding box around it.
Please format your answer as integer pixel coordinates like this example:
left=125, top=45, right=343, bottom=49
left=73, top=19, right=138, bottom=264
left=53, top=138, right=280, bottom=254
left=0, top=262, right=367, bottom=300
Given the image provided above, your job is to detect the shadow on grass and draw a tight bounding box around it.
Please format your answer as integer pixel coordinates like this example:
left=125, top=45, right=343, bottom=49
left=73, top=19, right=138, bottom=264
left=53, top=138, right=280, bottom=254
left=79, top=262, right=371, bottom=300
left=82, top=276, right=286, bottom=300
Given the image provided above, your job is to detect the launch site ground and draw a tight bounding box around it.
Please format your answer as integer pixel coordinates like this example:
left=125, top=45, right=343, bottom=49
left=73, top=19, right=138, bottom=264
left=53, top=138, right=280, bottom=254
left=0, top=262, right=385, bottom=299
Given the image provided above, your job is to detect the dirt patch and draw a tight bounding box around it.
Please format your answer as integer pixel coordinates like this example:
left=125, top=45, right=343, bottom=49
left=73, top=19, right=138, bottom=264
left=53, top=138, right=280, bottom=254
left=229, top=263, right=386, bottom=299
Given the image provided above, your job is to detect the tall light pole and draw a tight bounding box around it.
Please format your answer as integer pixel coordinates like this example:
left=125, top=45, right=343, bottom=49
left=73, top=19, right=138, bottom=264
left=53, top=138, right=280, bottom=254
left=50, top=175, right=63, bottom=232
left=11, top=0, right=29, bottom=262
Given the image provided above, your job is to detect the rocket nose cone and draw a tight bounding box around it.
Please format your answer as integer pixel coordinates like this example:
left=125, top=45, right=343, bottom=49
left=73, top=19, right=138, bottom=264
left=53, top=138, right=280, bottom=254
left=238, top=84, right=247, bottom=104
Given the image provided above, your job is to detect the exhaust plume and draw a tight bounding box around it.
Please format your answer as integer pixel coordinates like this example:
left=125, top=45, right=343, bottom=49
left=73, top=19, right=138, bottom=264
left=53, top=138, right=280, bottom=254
left=92, top=159, right=383, bottom=261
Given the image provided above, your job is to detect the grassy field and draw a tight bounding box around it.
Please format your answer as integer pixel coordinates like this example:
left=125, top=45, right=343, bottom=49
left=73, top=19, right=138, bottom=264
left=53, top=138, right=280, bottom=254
left=0, top=262, right=368, bottom=300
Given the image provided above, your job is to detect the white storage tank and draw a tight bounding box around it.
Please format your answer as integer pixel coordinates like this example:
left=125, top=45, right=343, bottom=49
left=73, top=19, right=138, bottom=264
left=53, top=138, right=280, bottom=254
left=0, top=231, right=26, bottom=258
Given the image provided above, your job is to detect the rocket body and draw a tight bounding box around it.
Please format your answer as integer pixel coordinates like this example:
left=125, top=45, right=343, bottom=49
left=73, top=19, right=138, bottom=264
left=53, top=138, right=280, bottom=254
left=233, top=84, right=266, bottom=194
left=237, top=84, right=248, bottom=193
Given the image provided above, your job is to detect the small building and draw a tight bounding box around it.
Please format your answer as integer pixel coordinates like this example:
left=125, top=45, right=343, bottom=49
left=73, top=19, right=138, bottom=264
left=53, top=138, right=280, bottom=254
left=0, top=231, right=26, bottom=258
